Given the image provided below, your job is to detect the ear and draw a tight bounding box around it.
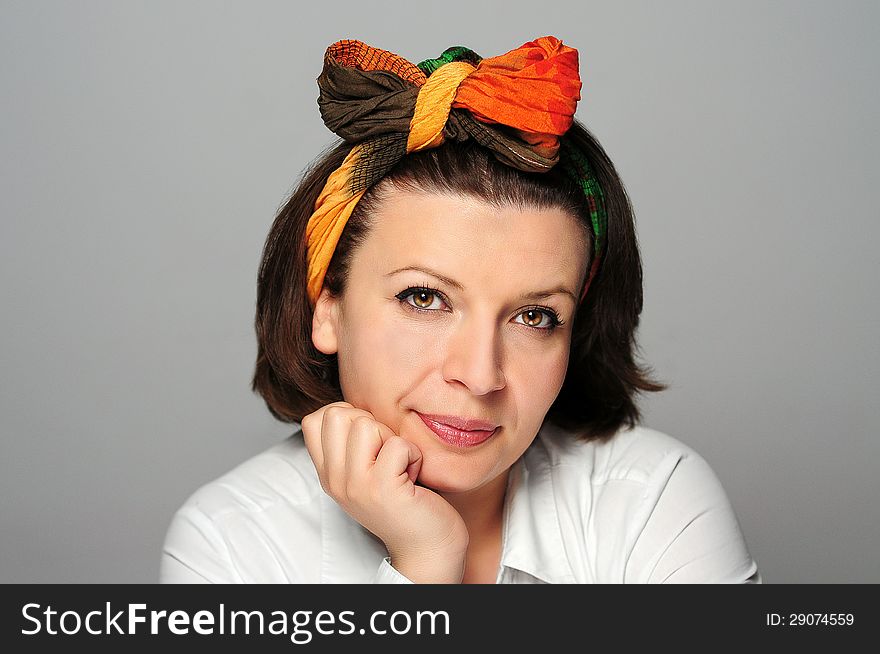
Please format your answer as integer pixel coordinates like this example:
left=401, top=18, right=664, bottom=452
left=311, top=286, right=340, bottom=355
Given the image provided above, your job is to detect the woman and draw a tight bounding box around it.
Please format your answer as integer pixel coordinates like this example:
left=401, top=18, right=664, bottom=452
left=160, top=37, right=761, bottom=583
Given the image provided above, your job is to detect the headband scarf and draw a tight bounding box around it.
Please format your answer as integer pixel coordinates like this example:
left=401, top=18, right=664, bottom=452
left=305, top=36, right=607, bottom=307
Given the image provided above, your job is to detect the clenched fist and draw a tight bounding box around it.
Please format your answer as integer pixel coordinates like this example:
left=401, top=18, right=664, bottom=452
left=301, top=402, right=469, bottom=583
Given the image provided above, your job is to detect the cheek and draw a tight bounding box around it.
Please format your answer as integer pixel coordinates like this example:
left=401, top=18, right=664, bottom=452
left=340, top=314, right=433, bottom=404
left=508, top=341, right=570, bottom=413
left=370, top=319, right=432, bottom=376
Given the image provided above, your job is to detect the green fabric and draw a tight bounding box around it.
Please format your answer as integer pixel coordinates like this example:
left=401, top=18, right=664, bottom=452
left=560, top=139, right=607, bottom=263
left=314, top=40, right=608, bottom=300
left=417, top=46, right=482, bottom=76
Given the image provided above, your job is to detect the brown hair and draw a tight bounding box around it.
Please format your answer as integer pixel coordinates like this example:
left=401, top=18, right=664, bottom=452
left=252, top=120, right=667, bottom=442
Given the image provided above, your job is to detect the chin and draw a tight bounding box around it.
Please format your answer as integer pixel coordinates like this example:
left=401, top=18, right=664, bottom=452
left=398, top=413, right=499, bottom=493
left=414, top=454, right=488, bottom=494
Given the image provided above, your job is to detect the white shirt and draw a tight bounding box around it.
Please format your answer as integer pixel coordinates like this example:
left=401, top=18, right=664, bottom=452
left=160, top=421, right=761, bottom=584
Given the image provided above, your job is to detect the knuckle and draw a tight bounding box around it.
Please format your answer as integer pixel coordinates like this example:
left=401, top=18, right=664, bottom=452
left=301, top=410, right=316, bottom=426
left=300, top=414, right=316, bottom=436
left=384, top=435, right=404, bottom=451
left=351, top=415, right=376, bottom=432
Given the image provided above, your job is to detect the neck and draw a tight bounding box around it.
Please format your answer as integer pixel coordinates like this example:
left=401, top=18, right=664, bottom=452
left=439, top=470, right=510, bottom=584
left=439, top=469, right=509, bottom=543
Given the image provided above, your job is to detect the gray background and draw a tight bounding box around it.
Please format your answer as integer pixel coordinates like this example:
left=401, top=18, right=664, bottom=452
left=2, top=0, right=877, bottom=583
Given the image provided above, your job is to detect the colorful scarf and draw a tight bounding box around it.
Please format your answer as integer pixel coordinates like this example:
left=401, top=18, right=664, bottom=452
left=305, top=36, right=607, bottom=307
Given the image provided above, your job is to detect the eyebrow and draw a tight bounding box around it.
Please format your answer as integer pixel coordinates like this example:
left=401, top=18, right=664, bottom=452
left=385, top=265, right=577, bottom=303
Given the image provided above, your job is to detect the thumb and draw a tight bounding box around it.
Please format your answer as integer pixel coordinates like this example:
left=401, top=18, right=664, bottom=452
left=375, top=421, right=422, bottom=483
left=404, top=439, right=423, bottom=484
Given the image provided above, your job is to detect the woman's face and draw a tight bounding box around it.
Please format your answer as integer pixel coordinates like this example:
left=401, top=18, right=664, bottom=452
left=311, top=185, right=588, bottom=495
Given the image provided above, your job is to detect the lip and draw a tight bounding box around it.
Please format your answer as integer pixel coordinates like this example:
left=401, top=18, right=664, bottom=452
left=416, top=412, right=499, bottom=448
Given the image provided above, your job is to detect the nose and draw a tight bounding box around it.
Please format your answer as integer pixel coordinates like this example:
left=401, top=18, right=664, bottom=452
left=441, top=315, right=507, bottom=395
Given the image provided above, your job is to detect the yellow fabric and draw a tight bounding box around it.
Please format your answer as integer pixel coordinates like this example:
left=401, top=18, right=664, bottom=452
left=406, top=61, right=476, bottom=153
left=306, top=62, right=476, bottom=307
left=305, top=145, right=367, bottom=305
left=304, top=36, right=590, bottom=309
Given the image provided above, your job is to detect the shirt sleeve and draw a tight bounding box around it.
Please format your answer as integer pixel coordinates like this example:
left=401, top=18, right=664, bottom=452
left=159, top=506, right=244, bottom=584
left=371, top=557, right=415, bottom=584
left=626, top=450, right=762, bottom=584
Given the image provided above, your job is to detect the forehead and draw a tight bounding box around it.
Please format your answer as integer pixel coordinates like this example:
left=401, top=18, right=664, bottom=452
left=355, top=187, right=588, bottom=293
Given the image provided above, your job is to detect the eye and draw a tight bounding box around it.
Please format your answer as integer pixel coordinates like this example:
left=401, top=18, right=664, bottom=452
left=396, top=287, right=448, bottom=312
left=515, top=308, right=561, bottom=330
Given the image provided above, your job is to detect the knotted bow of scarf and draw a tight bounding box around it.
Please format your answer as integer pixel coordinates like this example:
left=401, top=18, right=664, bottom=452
left=305, top=37, right=605, bottom=307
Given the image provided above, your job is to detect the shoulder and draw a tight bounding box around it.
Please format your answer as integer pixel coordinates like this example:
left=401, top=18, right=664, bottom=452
left=173, top=430, right=318, bottom=521
left=160, top=431, right=323, bottom=583
left=532, top=421, right=734, bottom=519
left=532, top=421, right=733, bottom=523
left=533, top=420, right=705, bottom=485
left=528, top=422, right=760, bottom=583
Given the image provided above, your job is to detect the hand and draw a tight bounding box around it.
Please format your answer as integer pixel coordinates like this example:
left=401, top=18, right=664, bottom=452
left=301, top=402, right=469, bottom=583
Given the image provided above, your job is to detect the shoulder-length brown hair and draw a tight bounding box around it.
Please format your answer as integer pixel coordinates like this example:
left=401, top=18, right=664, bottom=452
left=252, top=120, right=666, bottom=442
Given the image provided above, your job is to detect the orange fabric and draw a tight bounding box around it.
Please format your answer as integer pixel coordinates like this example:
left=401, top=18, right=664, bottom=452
left=455, top=37, right=581, bottom=136
left=326, top=39, right=426, bottom=86
left=306, top=36, right=582, bottom=308
left=306, top=145, right=368, bottom=304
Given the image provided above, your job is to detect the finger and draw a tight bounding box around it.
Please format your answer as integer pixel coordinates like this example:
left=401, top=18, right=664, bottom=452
left=320, top=405, right=361, bottom=493
left=300, top=408, right=330, bottom=474
left=345, top=416, right=384, bottom=484
left=371, top=419, right=400, bottom=446
left=374, top=436, right=423, bottom=487
left=301, top=402, right=359, bottom=485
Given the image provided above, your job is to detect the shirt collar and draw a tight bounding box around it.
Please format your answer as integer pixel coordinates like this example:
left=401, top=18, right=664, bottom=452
left=498, top=425, right=577, bottom=584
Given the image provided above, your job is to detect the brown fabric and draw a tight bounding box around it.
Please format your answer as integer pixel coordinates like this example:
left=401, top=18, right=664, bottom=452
left=316, top=40, right=572, bottom=173
left=306, top=37, right=591, bottom=306
left=318, top=59, right=420, bottom=143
